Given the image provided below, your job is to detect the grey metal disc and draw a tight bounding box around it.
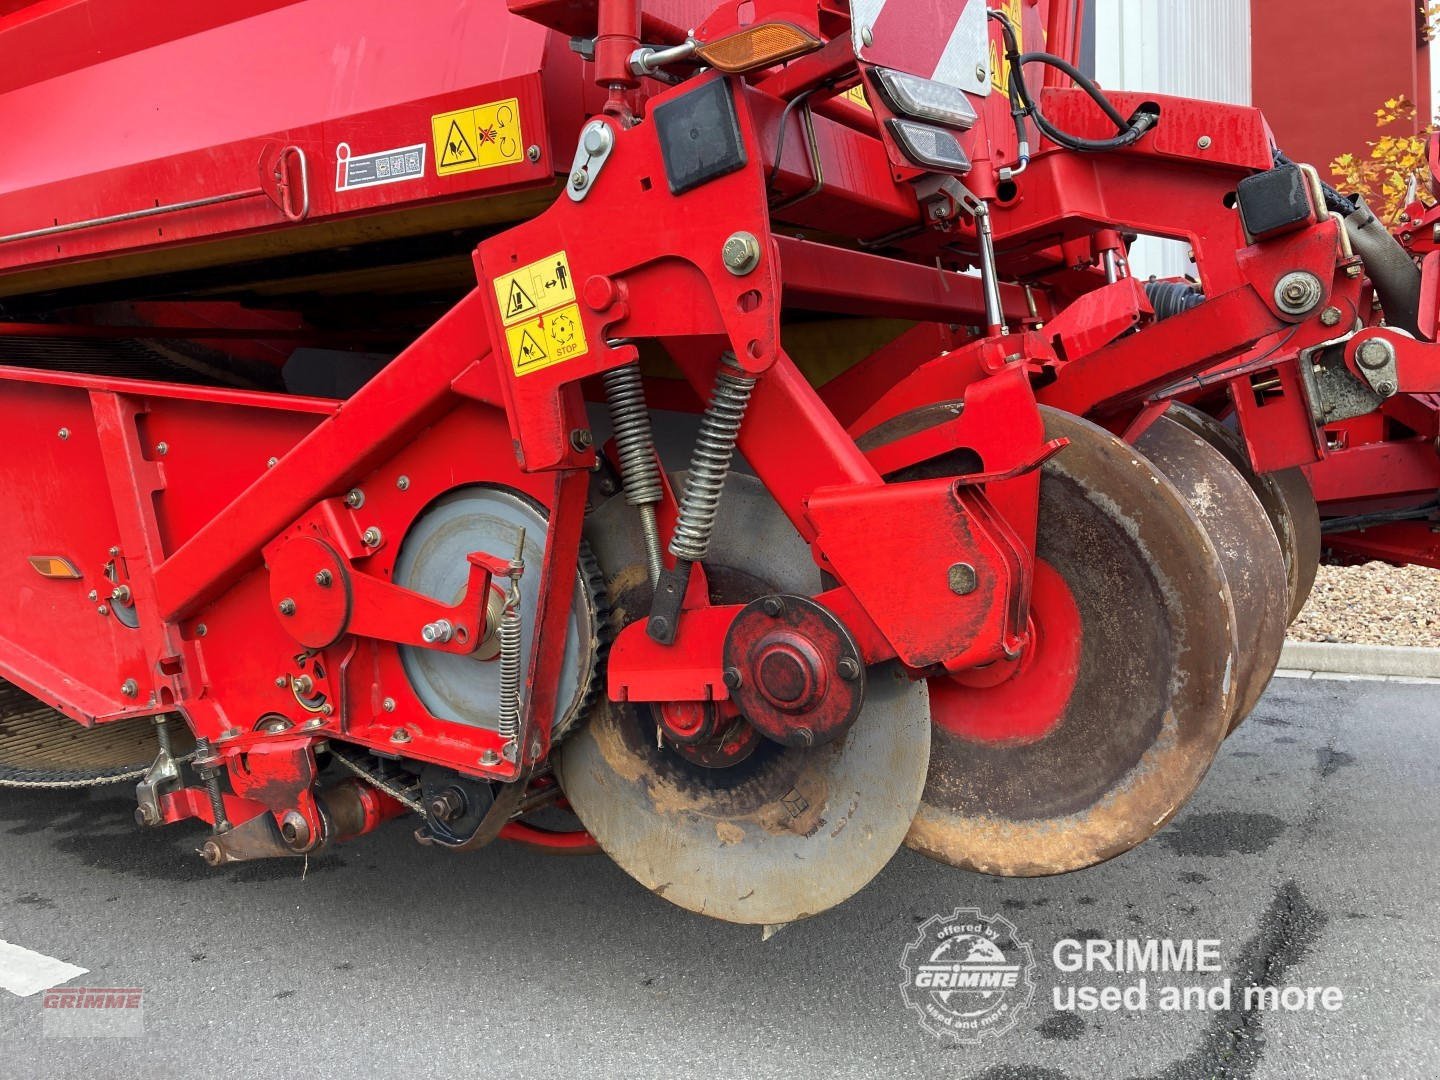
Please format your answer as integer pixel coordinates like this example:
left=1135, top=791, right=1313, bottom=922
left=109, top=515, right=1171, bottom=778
left=1164, top=404, right=1321, bottom=624
left=394, top=485, right=599, bottom=739
left=557, top=473, right=931, bottom=924
left=1135, top=414, right=1289, bottom=733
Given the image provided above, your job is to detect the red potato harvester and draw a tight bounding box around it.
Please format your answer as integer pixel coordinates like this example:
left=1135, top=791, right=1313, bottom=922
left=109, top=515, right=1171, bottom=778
left=0, top=0, right=1435, bottom=924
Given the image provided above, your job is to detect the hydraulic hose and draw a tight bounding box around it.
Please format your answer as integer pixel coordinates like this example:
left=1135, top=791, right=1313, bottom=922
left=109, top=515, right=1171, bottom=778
left=1343, top=198, right=1423, bottom=338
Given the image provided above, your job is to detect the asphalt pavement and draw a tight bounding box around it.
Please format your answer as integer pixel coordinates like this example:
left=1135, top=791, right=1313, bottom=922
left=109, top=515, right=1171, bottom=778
left=0, top=675, right=1436, bottom=1079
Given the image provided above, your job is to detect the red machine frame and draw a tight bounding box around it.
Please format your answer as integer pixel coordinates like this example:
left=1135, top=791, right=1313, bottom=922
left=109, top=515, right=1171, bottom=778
left=2, top=0, right=1439, bottom=856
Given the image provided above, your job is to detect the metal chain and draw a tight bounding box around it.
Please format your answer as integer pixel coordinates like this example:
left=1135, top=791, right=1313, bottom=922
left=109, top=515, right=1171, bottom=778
left=327, top=747, right=427, bottom=815
left=0, top=753, right=196, bottom=791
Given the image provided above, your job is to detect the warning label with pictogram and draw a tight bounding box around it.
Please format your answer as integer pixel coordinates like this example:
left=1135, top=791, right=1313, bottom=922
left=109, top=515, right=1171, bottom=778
left=504, top=303, right=589, bottom=376
left=492, top=251, right=576, bottom=326
left=430, top=97, right=524, bottom=176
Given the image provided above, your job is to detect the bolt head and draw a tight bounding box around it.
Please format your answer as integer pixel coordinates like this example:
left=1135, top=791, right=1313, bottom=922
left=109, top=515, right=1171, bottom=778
left=344, top=488, right=365, bottom=509
left=721, top=231, right=761, bottom=276
left=278, top=598, right=297, bottom=616
left=1197, top=135, right=1213, bottom=150
left=1320, top=306, right=1343, bottom=327
left=390, top=728, right=411, bottom=744
left=361, top=527, right=382, bottom=548
left=314, top=569, right=333, bottom=587
left=760, top=596, right=785, bottom=617
left=266, top=456, right=279, bottom=468
left=860, top=24, right=873, bottom=46
left=382, top=697, right=396, bottom=713
left=155, top=441, right=169, bottom=456
left=582, top=124, right=612, bottom=156
left=120, top=678, right=139, bottom=698
left=570, top=428, right=595, bottom=452
left=396, top=475, right=410, bottom=491
left=722, top=667, right=743, bottom=689
left=57, top=427, right=70, bottom=440
left=196, top=623, right=207, bottom=638
left=1377, top=379, right=1398, bottom=397
left=948, top=562, right=979, bottom=596
left=480, top=749, right=501, bottom=766
left=526, top=144, right=541, bottom=163
left=836, top=657, right=861, bottom=681
left=1357, top=339, right=1394, bottom=371
left=275, top=676, right=289, bottom=688
left=97, top=605, right=110, bottom=616
left=87, top=589, right=99, bottom=602
left=570, top=170, right=588, bottom=190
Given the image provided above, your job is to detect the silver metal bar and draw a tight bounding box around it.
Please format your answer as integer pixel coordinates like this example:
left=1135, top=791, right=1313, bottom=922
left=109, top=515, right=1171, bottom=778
left=0, top=188, right=266, bottom=245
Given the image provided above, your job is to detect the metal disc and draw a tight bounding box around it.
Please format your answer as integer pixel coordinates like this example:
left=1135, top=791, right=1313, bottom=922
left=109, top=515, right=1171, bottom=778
left=557, top=473, right=931, bottom=924
left=1164, top=404, right=1321, bottom=624
left=864, top=407, right=1237, bottom=877
left=394, top=485, right=601, bottom=741
left=1135, top=414, right=1288, bottom=733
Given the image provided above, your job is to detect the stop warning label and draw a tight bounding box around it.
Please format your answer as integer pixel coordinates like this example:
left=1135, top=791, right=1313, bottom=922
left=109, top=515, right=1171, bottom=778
left=503, top=303, right=588, bottom=377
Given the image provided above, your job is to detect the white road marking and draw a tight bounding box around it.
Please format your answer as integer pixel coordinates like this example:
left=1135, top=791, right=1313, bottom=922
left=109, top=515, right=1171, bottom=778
left=0, top=939, right=87, bottom=998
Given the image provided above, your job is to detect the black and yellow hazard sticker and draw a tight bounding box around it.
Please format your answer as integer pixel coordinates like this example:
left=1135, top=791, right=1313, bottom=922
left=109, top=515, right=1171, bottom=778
left=842, top=84, right=871, bottom=112
left=493, top=251, right=577, bottom=325
left=431, top=97, right=524, bottom=176
left=504, top=304, right=588, bottom=376
left=494, top=252, right=586, bottom=375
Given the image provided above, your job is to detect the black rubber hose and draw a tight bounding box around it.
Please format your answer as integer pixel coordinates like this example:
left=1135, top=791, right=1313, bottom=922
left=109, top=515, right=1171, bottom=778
left=1273, top=148, right=1357, bottom=217
left=1344, top=198, right=1423, bottom=337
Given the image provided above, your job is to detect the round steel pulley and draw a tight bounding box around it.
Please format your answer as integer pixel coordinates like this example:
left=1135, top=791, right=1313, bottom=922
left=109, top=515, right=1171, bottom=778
left=558, top=473, right=931, bottom=925
left=1135, top=413, right=1289, bottom=734
left=393, top=485, right=603, bottom=741
left=861, top=406, right=1237, bottom=877
left=1164, top=403, right=1321, bottom=624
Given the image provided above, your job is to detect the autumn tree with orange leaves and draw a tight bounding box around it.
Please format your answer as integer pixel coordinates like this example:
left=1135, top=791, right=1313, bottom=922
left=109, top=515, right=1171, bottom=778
left=1328, top=4, right=1439, bottom=220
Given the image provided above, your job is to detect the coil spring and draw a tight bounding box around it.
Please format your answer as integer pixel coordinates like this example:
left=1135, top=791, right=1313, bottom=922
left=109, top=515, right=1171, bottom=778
left=602, top=363, right=665, bottom=584
left=496, top=595, right=523, bottom=751
left=602, top=363, right=663, bottom=507
left=670, top=363, right=757, bottom=563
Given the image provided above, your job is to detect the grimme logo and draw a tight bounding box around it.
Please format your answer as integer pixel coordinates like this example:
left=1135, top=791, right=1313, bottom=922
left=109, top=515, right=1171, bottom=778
left=901, top=908, right=1037, bottom=1043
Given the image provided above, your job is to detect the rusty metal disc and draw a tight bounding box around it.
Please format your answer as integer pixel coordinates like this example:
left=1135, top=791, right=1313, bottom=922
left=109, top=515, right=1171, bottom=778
left=558, top=472, right=930, bottom=924
left=1164, top=404, right=1321, bottom=624
left=862, top=406, right=1237, bottom=877
left=1135, top=414, right=1288, bottom=733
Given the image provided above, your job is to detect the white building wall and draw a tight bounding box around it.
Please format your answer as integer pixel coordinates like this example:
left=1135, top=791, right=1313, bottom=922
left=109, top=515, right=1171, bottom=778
left=1092, top=0, right=1253, bottom=277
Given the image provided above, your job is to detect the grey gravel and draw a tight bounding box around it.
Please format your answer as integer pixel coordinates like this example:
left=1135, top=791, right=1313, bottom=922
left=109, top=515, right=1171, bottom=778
left=1289, top=563, right=1440, bottom=647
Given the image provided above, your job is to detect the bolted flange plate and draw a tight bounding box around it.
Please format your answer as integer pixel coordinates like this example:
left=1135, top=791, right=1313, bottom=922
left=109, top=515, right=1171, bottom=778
left=723, top=594, right=865, bottom=748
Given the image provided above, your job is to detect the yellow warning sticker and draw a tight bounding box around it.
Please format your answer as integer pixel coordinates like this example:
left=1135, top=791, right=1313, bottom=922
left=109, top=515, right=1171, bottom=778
left=504, top=303, right=589, bottom=377
left=493, top=251, right=576, bottom=326
left=842, top=85, right=871, bottom=112
left=431, top=97, right=524, bottom=176
left=991, top=0, right=1024, bottom=92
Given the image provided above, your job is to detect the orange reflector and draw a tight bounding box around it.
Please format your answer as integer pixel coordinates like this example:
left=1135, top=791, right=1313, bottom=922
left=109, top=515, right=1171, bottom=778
left=29, top=556, right=81, bottom=579
left=693, top=22, right=823, bottom=74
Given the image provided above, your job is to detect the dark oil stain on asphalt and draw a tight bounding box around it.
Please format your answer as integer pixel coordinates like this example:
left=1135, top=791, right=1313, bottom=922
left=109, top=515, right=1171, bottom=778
left=1037, top=1012, right=1085, bottom=1041
left=1159, top=812, right=1287, bottom=857
left=1178, top=871, right=1210, bottom=885
left=1315, top=748, right=1355, bottom=778
left=0, top=788, right=346, bottom=884
left=961, top=882, right=1329, bottom=1080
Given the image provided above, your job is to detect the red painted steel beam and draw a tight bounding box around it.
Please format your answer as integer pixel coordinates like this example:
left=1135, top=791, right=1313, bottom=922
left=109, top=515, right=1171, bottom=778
left=152, top=290, right=495, bottom=621
left=1305, top=439, right=1440, bottom=508
left=776, top=236, right=1042, bottom=324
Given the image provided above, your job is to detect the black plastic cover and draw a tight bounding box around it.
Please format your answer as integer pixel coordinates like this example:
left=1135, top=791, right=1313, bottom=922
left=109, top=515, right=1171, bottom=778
left=1236, top=165, right=1314, bottom=240
left=654, top=78, right=747, bottom=196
